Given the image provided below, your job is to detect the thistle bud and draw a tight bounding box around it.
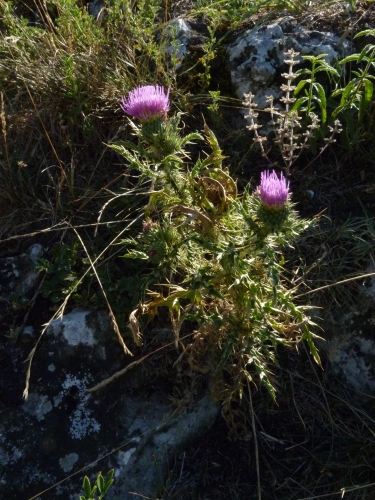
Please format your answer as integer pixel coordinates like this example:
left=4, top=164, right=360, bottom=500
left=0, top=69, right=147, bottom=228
left=257, top=170, right=290, bottom=231
left=120, top=85, right=170, bottom=121
left=258, top=170, right=289, bottom=208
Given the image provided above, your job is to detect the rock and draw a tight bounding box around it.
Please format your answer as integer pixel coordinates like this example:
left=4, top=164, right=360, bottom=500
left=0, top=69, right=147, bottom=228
left=108, top=393, right=218, bottom=500
left=0, top=243, right=42, bottom=295
left=0, top=308, right=218, bottom=499
left=88, top=0, right=102, bottom=18
left=164, top=18, right=195, bottom=67
left=228, top=16, right=352, bottom=113
left=325, top=311, right=375, bottom=394
left=0, top=244, right=43, bottom=339
left=323, top=272, right=375, bottom=396
left=163, top=18, right=208, bottom=70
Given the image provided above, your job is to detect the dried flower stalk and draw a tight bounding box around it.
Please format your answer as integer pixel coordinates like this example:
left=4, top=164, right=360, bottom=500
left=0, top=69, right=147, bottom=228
left=244, top=49, right=342, bottom=176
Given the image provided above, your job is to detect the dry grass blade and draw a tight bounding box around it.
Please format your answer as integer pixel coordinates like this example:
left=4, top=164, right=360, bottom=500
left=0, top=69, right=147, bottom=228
left=86, top=356, right=149, bottom=393
left=71, top=225, right=132, bottom=356
left=0, top=91, right=8, bottom=163
left=23, top=215, right=143, bottom=398
left=297, top=481, right=375, bottom=499
left=295, top=270, right=375, bottom=299
left=247, top=378, right=261, bottom=500
left=87, top=332, right=195, bottom=393
left=129, top=307, right=143, bottom=346
left=23, top=291, right=74, bottom=400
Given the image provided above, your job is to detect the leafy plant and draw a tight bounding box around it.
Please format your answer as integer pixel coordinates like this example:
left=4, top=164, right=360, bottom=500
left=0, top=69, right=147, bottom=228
left=293, top=53, right=339, bottom=125
left=79, top=470, right=114, bottom=500
left=333, top=29, right=375, bottom=123
left=197, top=14, right=223, bottom=89
left=107, top=85, right=320, bottom=432
left=244, top=49, right=342, bottom=175
left=38, top=241, right=82, bottom=304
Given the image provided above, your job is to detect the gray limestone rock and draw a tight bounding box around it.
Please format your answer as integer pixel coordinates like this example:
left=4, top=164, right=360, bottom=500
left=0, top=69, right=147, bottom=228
left=0, top=243, right=42, bottom=295
left=322, top=268, right=375, bottom=396
left=0, top=307, right=218, bottom=499
left=228, top=17, right=352, bottom=117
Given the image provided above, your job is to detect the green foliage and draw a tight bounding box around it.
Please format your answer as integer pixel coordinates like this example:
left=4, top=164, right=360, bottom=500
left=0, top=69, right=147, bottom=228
left=246, top=32, right=375, bottom=158
left=196, top=15, right=225, bottom=90
left=80, top=470, right=114, bottom=500
left=0, top=0, right=175, bottom=233
left=191, top=0, right=366, bottom=23
left=37, top=236, right=142, bottom=328
left=38, top=241, right=82, bottom=303
left=244, top=49, right=342, bottom=175
left=110, top=98, right=319, bottom=419
left=293, top=54, right=339, bottom=125
left=193, top=0, right=260, bottom=25
left=333, top=29, right=375, bottom=123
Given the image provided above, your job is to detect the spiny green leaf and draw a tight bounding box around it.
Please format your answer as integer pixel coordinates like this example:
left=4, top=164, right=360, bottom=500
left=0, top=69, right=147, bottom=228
left=302, top=325, right=322, bottom=367
left=123, top=251, right=149, bottom=259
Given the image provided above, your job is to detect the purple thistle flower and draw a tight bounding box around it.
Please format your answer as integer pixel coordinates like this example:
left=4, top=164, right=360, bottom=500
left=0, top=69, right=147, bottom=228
left=258, top=170, right=289, bottom=207
left=120, top=85, right=170, bottom=121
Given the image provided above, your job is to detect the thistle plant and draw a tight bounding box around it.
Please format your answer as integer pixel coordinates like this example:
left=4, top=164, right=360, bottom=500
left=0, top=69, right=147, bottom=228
left=244, top=49, right=342, bottom=175
left=109, top=84, right=320, bottom=432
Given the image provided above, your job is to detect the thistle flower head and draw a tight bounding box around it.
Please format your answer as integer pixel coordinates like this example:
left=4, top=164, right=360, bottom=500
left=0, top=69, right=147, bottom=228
left=258, top=170, right=289, bottom=207
left=120, top=85, right=170, bottom=120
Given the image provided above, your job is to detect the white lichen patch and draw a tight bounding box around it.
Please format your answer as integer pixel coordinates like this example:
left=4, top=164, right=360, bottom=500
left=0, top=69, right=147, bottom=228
left=11, top=262, right=19, bottom=277
left=59, top=452, right=79, bottom=472
left=59, top=374, right=101, bottom=440
left=116, top=448, right=137, bottom=472
left=48, top=309, right=97, bottom=346
left=23, top=393, right=53, bottom=421
left=53, top=393, right=63, bottom=407
left=0, top=444, right=22, bottom=469
left=28, top=243, right=43, bottom=262
left=327, top=332, right=375, bottom=392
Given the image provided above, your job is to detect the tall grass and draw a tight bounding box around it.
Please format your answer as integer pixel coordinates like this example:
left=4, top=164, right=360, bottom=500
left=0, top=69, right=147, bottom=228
left=0, top=0, right=175, bottom=235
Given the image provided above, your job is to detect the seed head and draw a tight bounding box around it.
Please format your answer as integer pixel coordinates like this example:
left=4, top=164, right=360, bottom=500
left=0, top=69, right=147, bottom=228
left=258, top=170, right=289, bottom=207
left=120, top=85, right=170, bottom=120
